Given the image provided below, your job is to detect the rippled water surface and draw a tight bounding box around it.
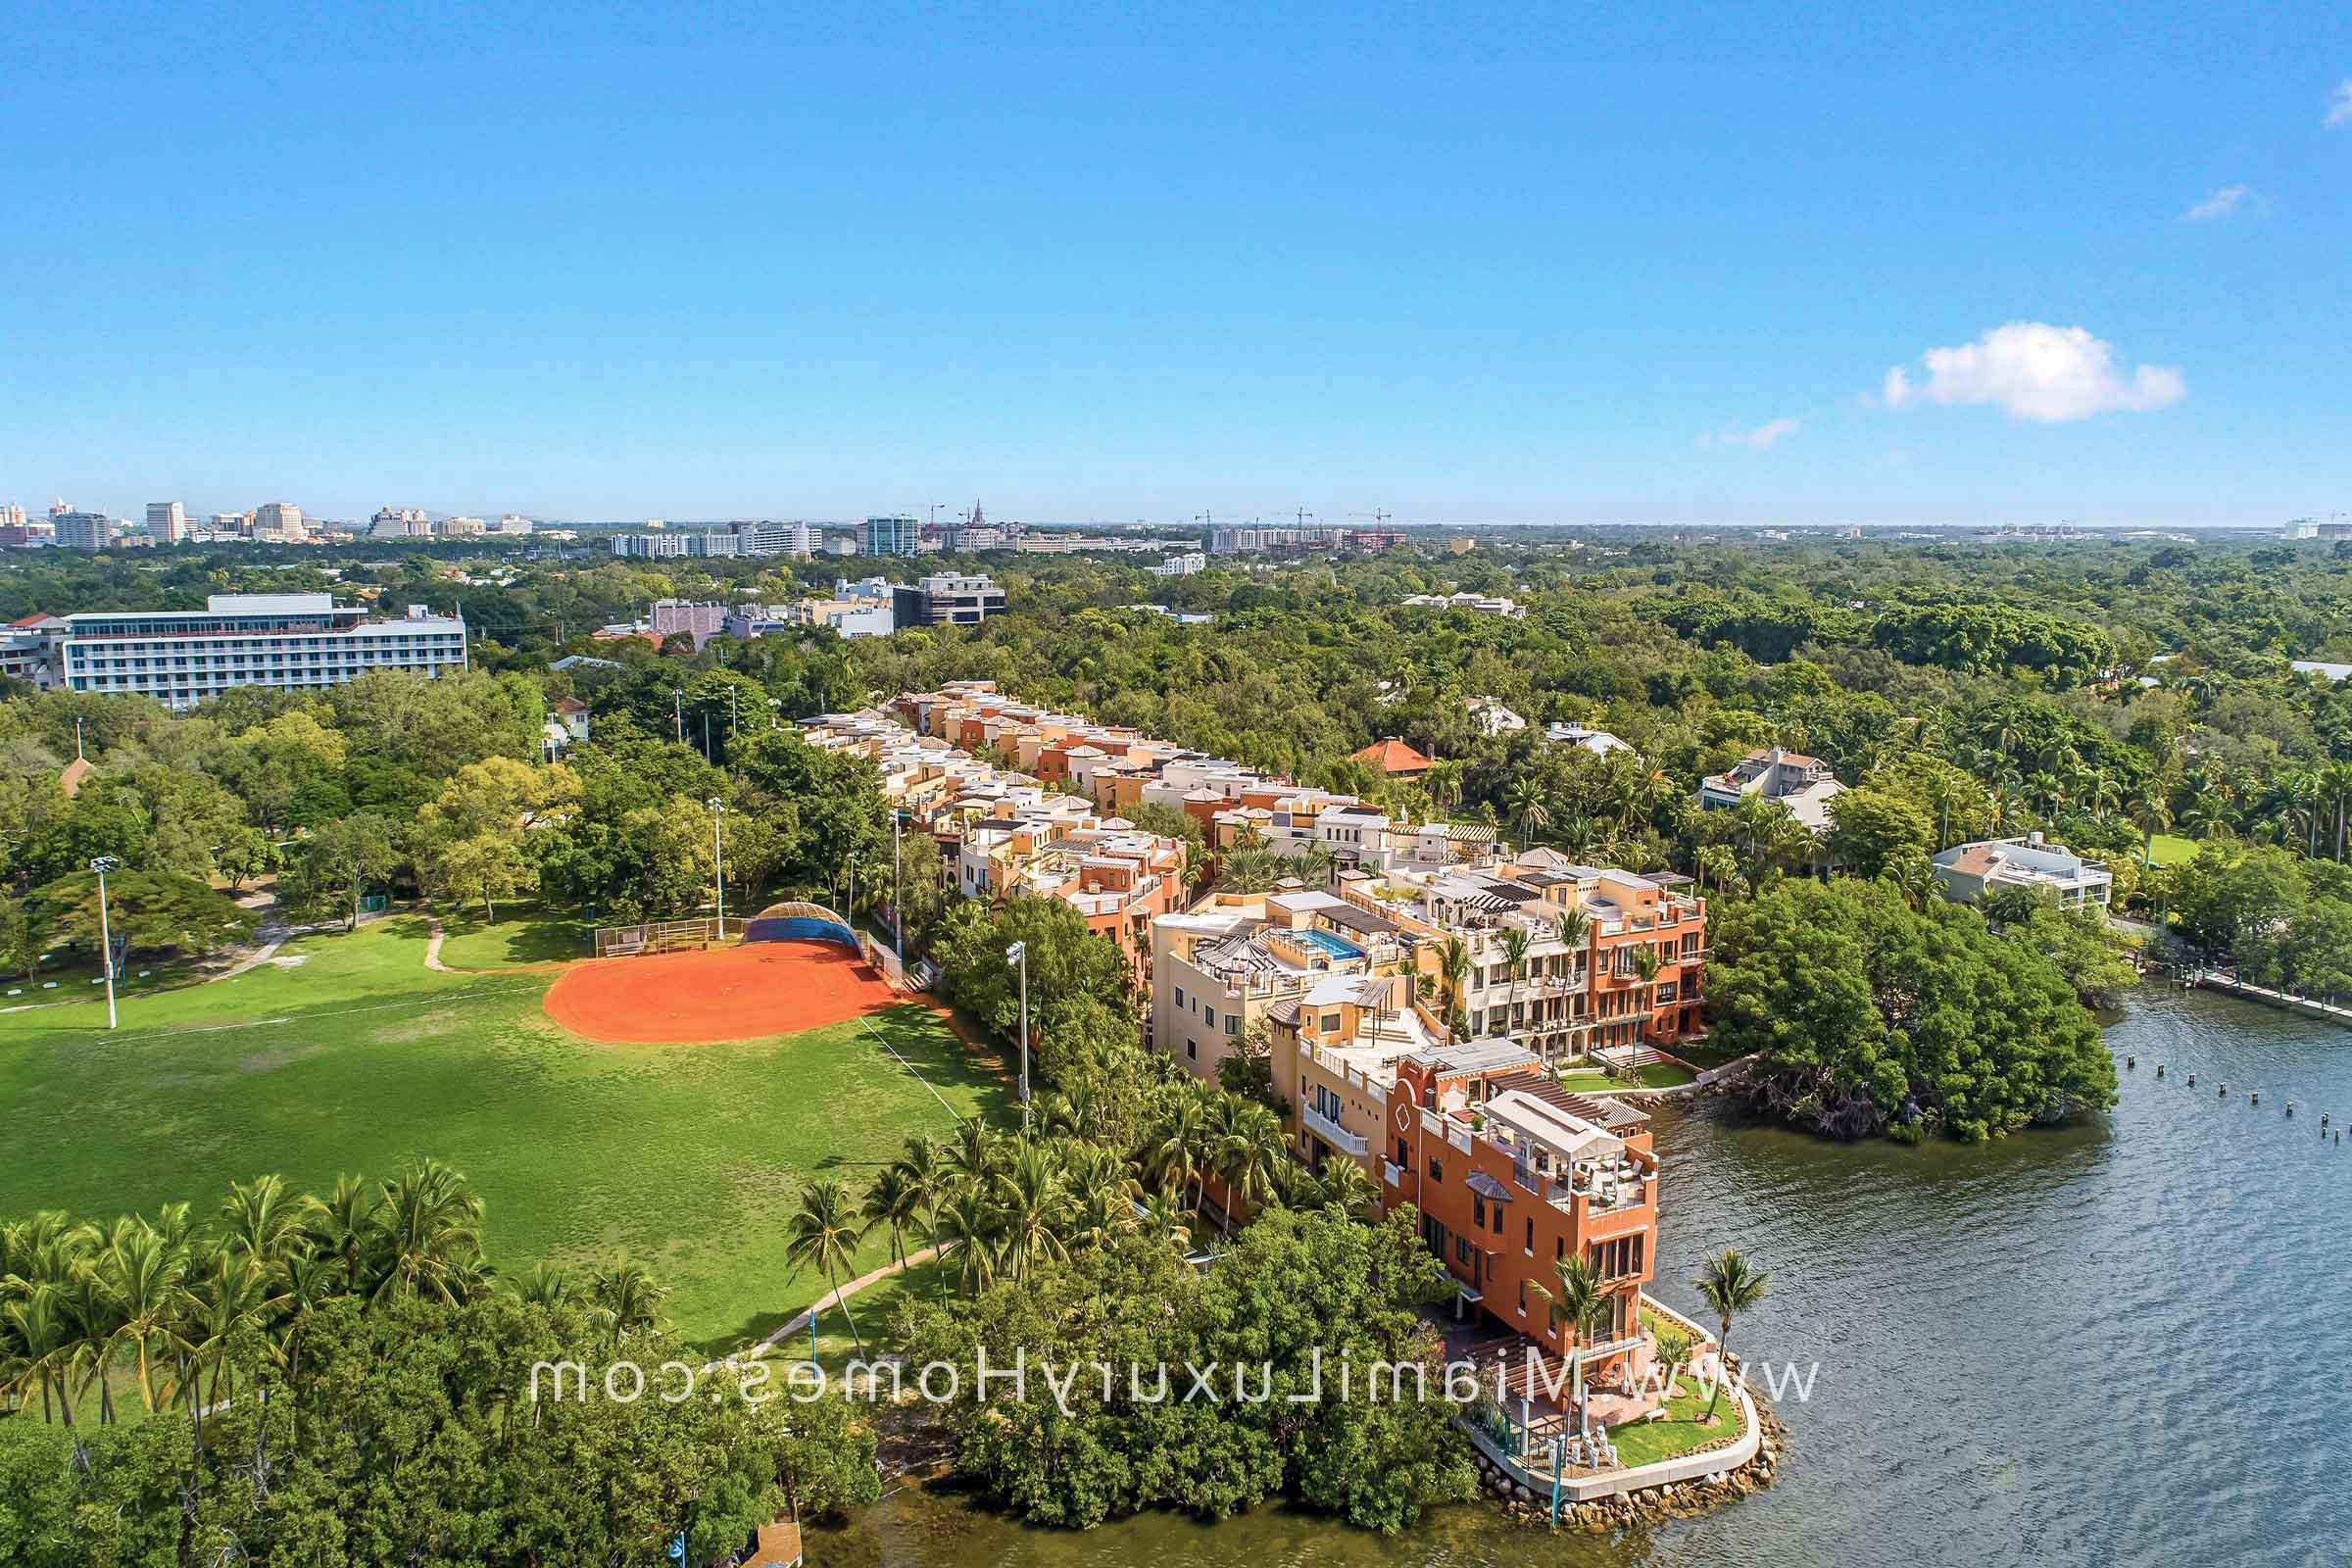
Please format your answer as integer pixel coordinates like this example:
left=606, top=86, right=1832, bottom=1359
left=811, top=987, right=2348, bottom=1567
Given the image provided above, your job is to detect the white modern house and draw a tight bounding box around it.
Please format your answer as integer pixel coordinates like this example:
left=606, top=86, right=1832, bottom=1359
left=1932, top=834, right=2114, bottom=909
left=1694, top=747, right=1844, bottom=833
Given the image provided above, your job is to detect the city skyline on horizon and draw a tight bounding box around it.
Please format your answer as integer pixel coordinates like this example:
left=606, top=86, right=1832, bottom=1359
left=5, top=3, right=2347, bottom=529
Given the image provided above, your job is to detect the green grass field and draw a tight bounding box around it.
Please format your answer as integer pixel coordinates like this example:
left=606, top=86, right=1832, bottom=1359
left=0, top=919, right=1008, bottom=1355
left=2144, top=833, right=2202, bottom=867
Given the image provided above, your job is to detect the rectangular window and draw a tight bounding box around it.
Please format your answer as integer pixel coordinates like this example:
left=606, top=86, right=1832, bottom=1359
left=1473, top=1195, right=1486, bottom=1228
left=1525, top=1217, right=1535, bottom=1254
left=1429, top=1156, right=1444, bottom=1182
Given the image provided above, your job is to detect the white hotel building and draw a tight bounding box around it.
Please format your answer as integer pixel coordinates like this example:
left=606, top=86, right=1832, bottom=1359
left=48, top=593, right=467, bottom=709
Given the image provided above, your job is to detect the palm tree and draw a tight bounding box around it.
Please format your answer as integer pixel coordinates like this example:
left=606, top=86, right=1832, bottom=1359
left=3, top=1286, right=74, bottom=1427
left=368, top=1159, right=487, bottom=1307
left=893, top=1135, right=955, bottom=1299
left=936, top=1186, right=1001, bottom=1297
left=1506, top=778, right=1552, bottom=844
left=510, top=1262, right=583, bottom=1308
left=220, top=1174, right=312, bottom=1268
left=860, top=1166, right=923, bottom=1275
left=1209, top=1100, right=1287, bottom=1234
left=948, top=1120, right=1004, bottom=1191
left=783, top=1179, right=868, bottom=1357
left=588, top=1252, right=667, bottom=1341
left=98, top=1222, right=191, bottom=1414
left=1692, top=1247, right=1773, bottom=1421
left=1144, top=1095, right=1207, bottom=1208
left=307, top=1174, right=379, bottom=1296
left=1531, top=1253, right=1614, bottom=1433
left=1498, top=926, right=1532, bottom=1042
left=1424, top=760, right=1466, bottom=813
left=1436, top=936, right=1473, bottom=1043
left=1316, top=1159, right=1379, bottom=1219
left=179, top=1244, right=272, bottom=1418
left=2127, top=791, right=2173, bottom=871
left=1137, top=1192, right=1193, bottom=1255
left=995, top=1143, right=1072, bottom=1287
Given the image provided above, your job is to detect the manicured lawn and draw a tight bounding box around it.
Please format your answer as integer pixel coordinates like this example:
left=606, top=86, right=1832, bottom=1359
left=0, top=921, right=1008, bottom=1356
left=1557, top=1061, right=1696, bottom=1092
left=1666, top=1039, right=1745, bottom=1071
left=2145, top=833, right=2202, bottom=867
left=427, top=903, right=592, bottom=968
left=1606, top=1374, right=1746, bottom=1468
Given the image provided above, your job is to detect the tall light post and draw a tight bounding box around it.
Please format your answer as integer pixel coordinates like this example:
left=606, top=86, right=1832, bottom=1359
left=1004, top=940, right=1030, bottom=1131
left=891, top=808, right=904, bottom=963
left=707, top=799, right=727, bottom=939
left=766, top=697, right=782, bottom=732
left=89, top=855, right=121, bottom=1031
left=673, top=688, right=685, bottom=743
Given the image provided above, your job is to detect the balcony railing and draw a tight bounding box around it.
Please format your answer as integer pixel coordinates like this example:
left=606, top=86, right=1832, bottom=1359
left=1301, top=1103, right=1369, bottom=1158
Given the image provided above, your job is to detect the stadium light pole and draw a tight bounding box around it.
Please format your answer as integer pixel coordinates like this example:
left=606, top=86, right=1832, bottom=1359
left=89, top=855, right=121, bottom=1031
left=766, top=697, right=782, bottom=731
left=672, top=688, right=684, bottom=743
left=891, top=808, right=904, bottom=962
left=1004, top=940, right=1030, bottom=1132
left=707, top=799, right=727, bottom=939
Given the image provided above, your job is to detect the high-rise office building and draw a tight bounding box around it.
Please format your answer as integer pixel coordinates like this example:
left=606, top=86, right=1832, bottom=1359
left=253, top=502, right=305, bottom=541
left=55, top=511, right=112, bottom=551
left=145, top=502, right=187, bottom=542
left=865, top=514, right=921, bottom=557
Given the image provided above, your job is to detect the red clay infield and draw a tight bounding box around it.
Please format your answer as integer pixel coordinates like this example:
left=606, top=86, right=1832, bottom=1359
left=542, top=942, right=899, bottom=1044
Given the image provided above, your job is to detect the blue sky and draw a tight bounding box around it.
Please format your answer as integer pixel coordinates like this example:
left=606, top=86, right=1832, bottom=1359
left=4, top=2, right=2347, bottom=526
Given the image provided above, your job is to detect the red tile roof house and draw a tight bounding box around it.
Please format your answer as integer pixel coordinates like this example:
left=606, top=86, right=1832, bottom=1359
left=1351, top=736, right=1436, bottom=779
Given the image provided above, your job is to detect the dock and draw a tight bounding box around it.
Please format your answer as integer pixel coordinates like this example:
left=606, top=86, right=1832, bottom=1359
left=2180, top=969, right=2352, bottom=1031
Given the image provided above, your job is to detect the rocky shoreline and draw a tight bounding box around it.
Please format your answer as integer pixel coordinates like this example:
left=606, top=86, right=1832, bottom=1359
left=1474, top=1395, right=1786, bottom=1533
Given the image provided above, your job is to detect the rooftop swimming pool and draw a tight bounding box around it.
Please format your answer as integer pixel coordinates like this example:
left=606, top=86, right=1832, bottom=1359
left=1298, top=927, right=1366, bottom=960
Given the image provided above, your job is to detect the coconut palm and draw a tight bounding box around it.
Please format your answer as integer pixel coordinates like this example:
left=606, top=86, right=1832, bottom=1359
left=1498, top=925, right=1532, bottom=1041
left=1208, top=1100, right=1288, bottom=1235
left=1315, top=1158, right=1380, bottom=1220
left=892, top=1135, right=955, bottom=1299
left=936, top=1186, right=1002, bottom=1298
left=782, top=1178, right=868, bottom=1357
left=1137, top=1192, right=1193, bottom=1254
left=1436, top=936, right=1473, bottom=1043
left=98, top=1222, right=192, bottom=1414
left=948, top=1119, right=1004, bottom=1191
left=1505, top=778, right=1552, bottom=844
left=306, top=1174, right=380, bottom=1296
left=1692, top=1247, right=1773, bottom=1421
left=4, top=1286, right=74, bottom=1428
left=178, top=1243, right=273, bottom=1419
left=995, top=1142, right=1072, bottom=1286
left=860, top=1165, right=924, bottom=1275
left=1530, top=1253, right=1614, bottom=1433
left=510, top=1261, right=583, bottom=1308
left=1144, top=1094, right=1208, bottom=1208
left=588, top=1252, right=667, bottom=1341
left=220, top=1174, right=312, bottom=1268
left=368, top=1159, right=487, bottom=1307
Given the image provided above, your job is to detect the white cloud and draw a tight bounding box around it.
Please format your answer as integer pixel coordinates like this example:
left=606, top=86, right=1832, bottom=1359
left=1699, top=416, right=1801, bottom=450
left=2328, top=78, right=2352, bottom=128
left=1879, top=322, right=2185, bottom=423
left=2181, top=184, right=2252, bottom=221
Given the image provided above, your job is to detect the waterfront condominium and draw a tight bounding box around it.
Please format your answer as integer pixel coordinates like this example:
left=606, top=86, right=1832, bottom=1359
left=38, top=593, right=467, bottom=709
